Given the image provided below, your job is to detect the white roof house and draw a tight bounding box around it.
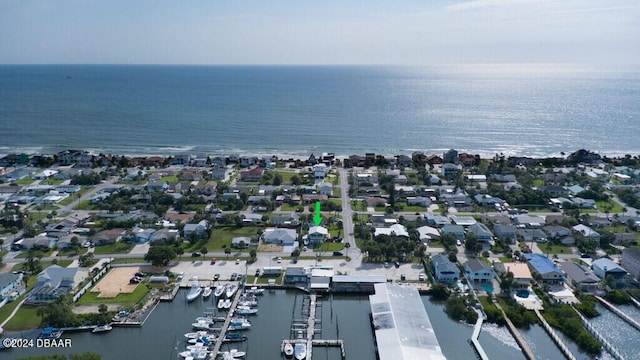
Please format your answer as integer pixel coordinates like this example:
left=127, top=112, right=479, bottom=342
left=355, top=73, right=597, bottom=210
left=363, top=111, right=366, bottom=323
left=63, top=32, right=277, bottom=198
left=374, top=224, right=409, bottom=238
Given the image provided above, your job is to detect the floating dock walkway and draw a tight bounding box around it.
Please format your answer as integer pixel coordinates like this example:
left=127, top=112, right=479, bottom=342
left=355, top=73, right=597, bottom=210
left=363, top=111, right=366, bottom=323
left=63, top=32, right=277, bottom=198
left=210, top=289, right=244, bottom=357
left=492, top=298, right=536, bottom=360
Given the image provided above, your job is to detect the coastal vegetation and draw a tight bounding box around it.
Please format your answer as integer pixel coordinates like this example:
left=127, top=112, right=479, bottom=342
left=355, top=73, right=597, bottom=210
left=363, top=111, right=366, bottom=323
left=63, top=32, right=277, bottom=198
left=542, top=303, right=602, bottom=355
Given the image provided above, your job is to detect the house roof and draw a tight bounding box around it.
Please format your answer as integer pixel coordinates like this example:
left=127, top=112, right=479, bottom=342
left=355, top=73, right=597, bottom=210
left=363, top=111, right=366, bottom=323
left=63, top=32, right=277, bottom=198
left=417, top=226, right=440, bottom=240
left=558, top=261, right=599, bottom=284
left=263, top=228, right=297, bottom=242
left=464, top=259, right=491, bottom=273
left=502, top=263, right=532, bottom=279
left=374, top=224, right=409, bottom=237
left=309, top=226, right=329, bottom=236
left=592, top=258, right=627, bottom=274
left=36, top=265, right=78, bottom=288
left=623, top=248, right=640, bottom=262
left=572, top=224, right=599, bottom=237
left=0, top=273, right=21, bottom=289
left=431, top=255, right=459, bottom=274
left=524, top=254, right=563, bottom=276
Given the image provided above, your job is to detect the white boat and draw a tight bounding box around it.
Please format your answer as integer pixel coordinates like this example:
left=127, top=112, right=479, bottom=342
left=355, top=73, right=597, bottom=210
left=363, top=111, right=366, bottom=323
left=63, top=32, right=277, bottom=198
left=283, top=341, right=294, bottom=357
left=217, top=299, right=226, bottom=310
left=184, top=331, right=208, bottom=339
left=238, top=299, right=258, bottom=307
left=226, top=284, right=238, bottom=298
left=191, top=320, right=213, bottom=331
left=179, top=348, right=209, bottom=360
left=91, top=324, right=112, bottom=333
left=202, top=286, right=212, bottom=298
left=228, top=317, right=251, bottom=330
left=245, top=286, right=264, bottom=295
left=223, top=299, right=232, bottom=309
left=186, top=278, right=202, bottom=302
left=235, top=306, right=258, bottom=315
left=294, top=341, right=306, bottom=360
left=214, top=284, right=226, bottom=297
left=187, top=335, right=215, bottom=345
left=220, top=349, right=246, bottom=358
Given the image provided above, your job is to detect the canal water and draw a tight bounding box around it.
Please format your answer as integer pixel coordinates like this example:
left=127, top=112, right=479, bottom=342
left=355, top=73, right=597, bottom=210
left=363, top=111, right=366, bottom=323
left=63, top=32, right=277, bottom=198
left=587, top=303, right=640, bottom=360
left=3, top=289, right=609, bottom=360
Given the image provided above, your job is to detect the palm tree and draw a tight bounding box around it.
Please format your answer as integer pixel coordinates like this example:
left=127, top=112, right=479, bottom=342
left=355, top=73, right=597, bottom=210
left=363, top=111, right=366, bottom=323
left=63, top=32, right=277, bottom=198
left=344, top=242, right=351, bottom=258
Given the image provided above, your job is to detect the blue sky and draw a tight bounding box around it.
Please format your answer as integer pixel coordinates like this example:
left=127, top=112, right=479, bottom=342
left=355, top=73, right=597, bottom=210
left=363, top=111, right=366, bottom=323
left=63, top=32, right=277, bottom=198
left=1, top=0, right=638, bottom=65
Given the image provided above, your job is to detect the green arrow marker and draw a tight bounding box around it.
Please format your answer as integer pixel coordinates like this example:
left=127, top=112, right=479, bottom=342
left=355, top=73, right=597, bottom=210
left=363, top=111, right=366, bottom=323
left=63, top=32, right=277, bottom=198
left=313, top=201, right=322, bottom=226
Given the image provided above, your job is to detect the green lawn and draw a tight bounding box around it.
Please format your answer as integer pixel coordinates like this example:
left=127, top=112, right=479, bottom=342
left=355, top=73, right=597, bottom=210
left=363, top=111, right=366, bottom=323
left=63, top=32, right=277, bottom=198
left=160, top=175, right=179, bottom=183
left=313, top=242, right=344, bottom=252
left=280, top=203, right=301, bottom=211
left=3, top=305, right=42, bottom=330
left=197, top=226, right=262, bottom=252
left=273, top=170, right=299, bottom=184
left=93, top=242, right=135, bottom=254
left=111, top=257, right=147, bottom=264
left=539, top=242, right=575, bottom=255
left=40, top=178, right=65, bottom=185
left=76, top=283, right=149, bottom=305
left=0, top=274, right=39, bottom=330
left=595, top=201, right=625, bottom=214
left=27, top=211, right=49, bottom=222
left=58, top=187, right=93, bottom=206
left=328, top=199, right=342, bottom=207
left=14, top=177, right=35, bottom=185
left=400, top=204, right=428, bottom=212
left=74, top=199, right=99, bottom=210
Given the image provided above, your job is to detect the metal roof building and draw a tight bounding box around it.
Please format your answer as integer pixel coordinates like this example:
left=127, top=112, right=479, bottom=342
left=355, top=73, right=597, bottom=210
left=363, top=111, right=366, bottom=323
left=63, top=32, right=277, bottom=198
left=369, top=283, right=446, bottom=360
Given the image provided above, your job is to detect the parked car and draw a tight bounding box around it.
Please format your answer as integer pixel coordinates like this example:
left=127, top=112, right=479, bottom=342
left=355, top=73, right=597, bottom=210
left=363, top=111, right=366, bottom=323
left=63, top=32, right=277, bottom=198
left=191, top=252, right=201, bottom=257
left=333, top=251, right=344, bottom=257
left=213, top=273, right=220, bottom=281
left=235, top=259, right=240, bottom=265
left=135, top=272, right=146, bottom=277
left=210, top=257, right=217, bottom=264
left=255, top=269, right=261, bottom=277
left=277, top=257, right=282, bottom=263
left=419, top=273, right=425, bottom=281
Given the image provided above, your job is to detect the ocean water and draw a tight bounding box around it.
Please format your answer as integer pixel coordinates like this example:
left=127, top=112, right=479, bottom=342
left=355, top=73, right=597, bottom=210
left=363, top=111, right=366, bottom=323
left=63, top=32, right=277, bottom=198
left=1, top=64, right=639, bottom=158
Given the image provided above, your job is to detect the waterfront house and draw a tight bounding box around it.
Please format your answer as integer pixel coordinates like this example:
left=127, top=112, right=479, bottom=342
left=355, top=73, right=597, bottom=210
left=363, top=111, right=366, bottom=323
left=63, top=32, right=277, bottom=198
left=313, top=164, right=328, bottom=180
left=559, top=261, right=600, bottom=292
left=621, top=248, right=640, bottom=280
left=591, top=258, right=627, bottom=281
left=284, top=267, right=308, bottom=284
left=431, top=254, right=460, bottom=282
left=496, top=262, right=532, bottom=289
left=26, top=265, right=81, bottom=305
left=524, top=254, right=564, bottom=285
left=464, top=259, right=494, bottom=283
left=239, top=167, right=264, bottom=181
left=441, top=163, right=461, bottom=177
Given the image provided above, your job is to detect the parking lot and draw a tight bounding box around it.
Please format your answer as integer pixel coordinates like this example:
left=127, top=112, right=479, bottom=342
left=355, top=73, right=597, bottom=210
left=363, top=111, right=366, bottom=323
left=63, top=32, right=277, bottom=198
left=170, top=254, right=427, bottom=287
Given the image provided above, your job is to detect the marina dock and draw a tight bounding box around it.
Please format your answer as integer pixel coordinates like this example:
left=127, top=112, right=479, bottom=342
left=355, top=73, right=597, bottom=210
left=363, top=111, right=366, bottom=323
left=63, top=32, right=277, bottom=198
left=210, top=289, right=244, bottom=357
left=158, top=283, right=180, bottom=301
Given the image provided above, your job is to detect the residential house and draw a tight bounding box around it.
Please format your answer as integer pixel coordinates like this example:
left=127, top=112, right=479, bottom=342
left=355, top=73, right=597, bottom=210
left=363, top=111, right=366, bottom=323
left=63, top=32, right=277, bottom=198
left=92, top=229, right=126, bottom=247
left=442, top=149, right=459, bottom=164
left=183, top=220, right=208, bottom=239
left=146, top=181, right=168, bottom=193
left=442, top=192, right=473, bottom=209
left=308, top=226, right=329, bottom=245
left=374, top=224, right=409, bottom=238
left=179, top=171, right=202, bottom=182
left=490, top=174, right=517, bottom=183
left=517, top=228, right=547, bottom=243
left=451, top=216, right=477, bottom=227
left=417, top=225, right=440, bottom=242
left=514, top=215, right=546, bottom=228
left=591, top=258, right=627, bottom=282
left=318, top=182, right=333, bottom=196
left=543, top=225, right=574, bottom=245
left=149, top=229, right=179, bottom=245
left=538, top=185, right=570, bottom=197
left=425, top=214, right=451, bottom=227
left=467, top=223, right=494, bottom=243
left=239, top=167, right=264, bottom=182
left=313, top=164, right=328, bottom=180
left=270, top=213, right=300, bottom=226
left=524, top=253, right=564, bottom=284
left=0, top=273, right=23, bottom=300
left=464, top=259, right=494, bottom=283
left=365, top=196, right=387, bottom=207
left=441, top=163, right=461, bottom=177
left=211, top=167, right=226, bottom=180
left=222, top=192, right=241, bottom=202
left=588, top=217, right=612, bottom=228
left=493, top=224, right=517, bottom=244
left=26, top=265, right=82, bottom=305
left=621, top=248, right=640, bottom=280
left=18, top=234, right=55, bottom=250
left=262, top=228, right=297, bottom=246
left=406, top=196, right=431, bottom=207
left=348, top=154, right=365, bottom=167
left=302, top=194, right=328, bottom=204
left=231, top=236, right=251, bottom=249
left=559, top=261, right=600, bottom=292
left=132, top=227, right=156, bottom=243
left=614, top=233, right=637, bottom=246
left=497, top=262, right=532, bottom=289
left=431, top=254, right=460, bottom=282
left=441, top=224, right=465, bottom=241
left=572, top=224, right=600, bottom=243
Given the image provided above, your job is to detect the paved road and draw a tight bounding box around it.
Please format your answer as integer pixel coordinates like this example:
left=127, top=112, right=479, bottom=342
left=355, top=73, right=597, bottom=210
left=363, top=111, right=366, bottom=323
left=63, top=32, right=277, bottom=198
left=338, top=168, right=359, bottom=257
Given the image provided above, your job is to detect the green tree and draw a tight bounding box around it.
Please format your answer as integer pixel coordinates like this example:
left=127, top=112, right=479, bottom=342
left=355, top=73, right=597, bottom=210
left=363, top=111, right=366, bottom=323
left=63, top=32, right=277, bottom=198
left=224, top=247, right=231, bottom=260
left=249, top=248, right=257, bottom=261
left=144, top=245, right=176, bottom=267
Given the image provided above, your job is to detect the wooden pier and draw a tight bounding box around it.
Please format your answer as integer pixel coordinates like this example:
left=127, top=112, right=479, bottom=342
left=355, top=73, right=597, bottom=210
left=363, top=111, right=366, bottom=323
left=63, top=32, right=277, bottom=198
left=210, top=289, right=243, bottom=357
left=492, top=298, right=536, bottom=360
left=533, top=309, right=576, bottom=360
left=159, top=283, right=180, bottom=301
left=572, top=305, right=625, bottom=360
left=282, top=294, right=346, bottom=360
